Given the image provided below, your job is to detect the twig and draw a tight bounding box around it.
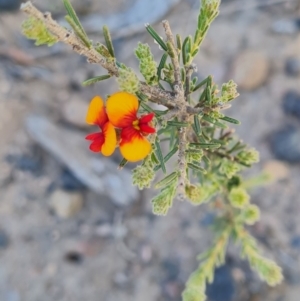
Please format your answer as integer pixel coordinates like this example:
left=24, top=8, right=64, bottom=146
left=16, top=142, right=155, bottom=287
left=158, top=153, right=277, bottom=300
left=185, top=64, right=194, bottom=99
left=20, top=1, right=176, bottom=108
left=162, top=20, right=183, bottom=97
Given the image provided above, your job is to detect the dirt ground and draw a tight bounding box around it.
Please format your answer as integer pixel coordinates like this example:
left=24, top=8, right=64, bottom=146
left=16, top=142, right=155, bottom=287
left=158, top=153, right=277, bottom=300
left=1, top=0, right=300, bottom=301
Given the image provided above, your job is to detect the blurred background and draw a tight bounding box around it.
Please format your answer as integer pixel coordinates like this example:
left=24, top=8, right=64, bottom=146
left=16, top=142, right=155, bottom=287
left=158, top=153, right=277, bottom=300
left=1, top=0, right=300, bottom=300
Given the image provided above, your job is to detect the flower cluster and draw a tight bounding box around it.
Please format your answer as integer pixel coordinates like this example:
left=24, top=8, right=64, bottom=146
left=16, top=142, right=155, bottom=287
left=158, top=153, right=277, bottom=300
left=85, top=92, right=156, bottom=162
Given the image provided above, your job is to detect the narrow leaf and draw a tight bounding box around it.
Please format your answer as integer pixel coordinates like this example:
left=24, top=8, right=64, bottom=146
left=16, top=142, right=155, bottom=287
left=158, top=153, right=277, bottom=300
left=82, top=75, right=111, bottom=86
left=193, top=115, right=202, bottom=136
left=118, top=158, right=128, bottom=170
left=155, top=172, right=178, bottom=189
left=65, top=15, right=91, bottom=48
left=145, top=24, right=168, bottom=51
left=188, top=163, right=207, bottom=174
left=189, top=142, right=221, bottom=149
left=151, top=152, right=160, bottom=165
left=167, top=120, right=190, bottom=127
left=220, top=116, right=241, bottom=125
left=154, top=145, right=178, bottom=172
left=193, top=77, right=208, bottom=92
left=166, top=41, right=176, bottom=58
left=155, top=138, right=166, bottom=173
left=176, top=34, right=182, bottom=51
left=157, top=53, right=168, bottom=79
left=182, top=36, right=190, bottom=66
left=202, top=155, right=211, bottom=167
left=103, top=25, right=115, bottom=57
left=63, top=0, right=90, bottom=46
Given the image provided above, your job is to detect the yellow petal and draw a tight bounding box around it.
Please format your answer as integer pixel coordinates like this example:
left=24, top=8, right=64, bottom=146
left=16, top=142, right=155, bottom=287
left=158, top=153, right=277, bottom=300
left=101, top=122, right=117, bottom=156
left=106, top=92, right=138, bottom=128
left=119, top=129, right=151, bottom=162
left=86, top=95, right=108, bottom=126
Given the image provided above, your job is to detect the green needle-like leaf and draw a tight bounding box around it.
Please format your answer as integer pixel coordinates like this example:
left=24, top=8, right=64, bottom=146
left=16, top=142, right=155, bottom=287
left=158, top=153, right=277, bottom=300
left=145, top=24, right=168, bottom=51
left=155, top=138, right=166, bottom=174
left=82, top=75, right=111, bottom=86
left=103, top=25, right=115, bottom=57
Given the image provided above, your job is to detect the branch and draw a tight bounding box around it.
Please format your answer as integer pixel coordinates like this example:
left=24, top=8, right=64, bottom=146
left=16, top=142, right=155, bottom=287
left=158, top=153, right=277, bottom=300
left=162, top=20, right=184, bottom=98
left=20, top=1, right=176, bottom=108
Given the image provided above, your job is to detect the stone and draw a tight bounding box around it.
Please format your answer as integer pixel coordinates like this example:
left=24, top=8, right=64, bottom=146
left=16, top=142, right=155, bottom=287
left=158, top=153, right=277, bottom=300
left=282, top=90, right=300, bottom=119
left=270, top=125, right=300, bottom=163
left=5, top=151, right=42, bottom=176
left=263, top=160, right=289, bottom=181
left=26, top=115, right=138, bottom=206
left=231, top=50, right=269, bottom=91
left=206, top=265, right=235, bottom=301
left=272, top=19, right=299, bottom=35
left=58, top=169, right=86, bottom=191
left=0, top=230, right=9, bottom=248
left=62, top=99, right=89, bottom=129
left=0, top=0, right=20, bottom=11
left=0, top=160, right=12, bottom=187
left=285, top=57, right=300, bottom=77
left=64, top=251, right=84, bottom=264
left=49, top=189, right=83, bottom=218
left=162, top=259, right=180, bottom=281
left=80, top=0, right=181, bottom=38
left=290, top=236, right=300, bottom=249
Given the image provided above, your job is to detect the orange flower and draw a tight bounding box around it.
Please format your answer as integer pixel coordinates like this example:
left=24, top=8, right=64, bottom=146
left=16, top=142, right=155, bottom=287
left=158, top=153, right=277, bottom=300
left=106, top=92, right=156, bottom=162
left=85, top=96, right=117, bottom=156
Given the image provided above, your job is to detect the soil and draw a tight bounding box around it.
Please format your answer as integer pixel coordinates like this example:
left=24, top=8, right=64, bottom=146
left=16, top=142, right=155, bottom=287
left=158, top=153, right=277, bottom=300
left=0, top=0, right=300, bottom=301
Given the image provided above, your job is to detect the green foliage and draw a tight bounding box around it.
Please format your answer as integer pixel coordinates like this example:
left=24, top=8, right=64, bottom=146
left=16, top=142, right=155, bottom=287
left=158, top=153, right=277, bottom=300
left=233, top=226, right=283, bottom=286
left=229, top=187, right=250, bottom=209
left=221, top=80, right=240, bottom=102
left=21, top=0, right=284, bottom=300
left=63, top=0, right=91, bottom=48
left=236, top=148, right=260, bottom=166
left=135, top=43, right=158, bottom=85
left=117, top=65, right=140, bottom=94
left=82, top=75, right=111, bottom=86
left=242, top=204, right=261, bottom=225
left=22, top=17, right=57, bottom=46
left=103, top=25, right=115, bottom=57
left=183, top=226, right=231, bottom=301
left=132, top=154, right=155, bottom=189
left=152, top=181, right=177, bottom=216
left=220, top=159, right=241, bottom=179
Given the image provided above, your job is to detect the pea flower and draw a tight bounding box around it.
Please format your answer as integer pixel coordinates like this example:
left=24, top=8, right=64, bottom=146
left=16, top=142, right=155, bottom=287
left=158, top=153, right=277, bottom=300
left=106, top=92, right=156, bottom=162
left=85, top=96, right=117, bottom=156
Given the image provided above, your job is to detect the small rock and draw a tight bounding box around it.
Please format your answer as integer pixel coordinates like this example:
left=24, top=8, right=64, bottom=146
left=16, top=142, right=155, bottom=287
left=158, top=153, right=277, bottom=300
left=0, top=161, right=12, bottom=187
left=270, top=125, right=300, bottom=163
left=62, top=100, right=89, bottom=129
left=0, top=0, right=20, bottom=11
left=58, top=169, right=85, bottom=191
left=278, top=251, right=300, bottom=284
left=231, top=50, right=269, bottom=91
left=291, top=236, right=300, bottom=249
left=162, top=259, right=180, bottom=281
left=49, top=189, right=83, bottom=218
left=95, top=223, right=113, bottom=238
left=272, top=19, right=299, bottom=35
left=140, top=244, right=153, bottom=263
left=113, top=272, right=130, bottom=288
left=263, top=160, right=289, bottom=181
left=64, top=251, right=83, bottom=264
left=285, top=58, right=300, bottom=77
left=0, top=230, right=9, bottom=248
left=206, top=265, right=235, bottom=301
left=6, top=152, right=42, bottom=175
left=200, top=213, right=215, bottom=226
left=282, top=90, right=300, bottom=119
